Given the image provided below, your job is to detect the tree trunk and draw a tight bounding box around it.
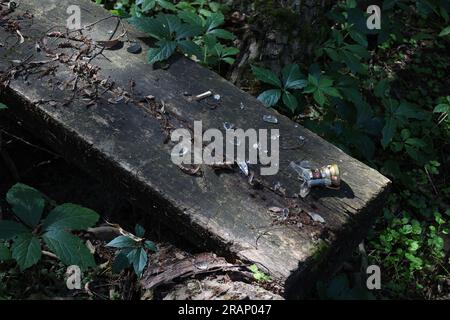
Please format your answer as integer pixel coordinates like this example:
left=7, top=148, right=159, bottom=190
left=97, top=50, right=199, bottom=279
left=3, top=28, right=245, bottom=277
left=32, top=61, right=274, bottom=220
left=224, top=0, right=336, bottom=88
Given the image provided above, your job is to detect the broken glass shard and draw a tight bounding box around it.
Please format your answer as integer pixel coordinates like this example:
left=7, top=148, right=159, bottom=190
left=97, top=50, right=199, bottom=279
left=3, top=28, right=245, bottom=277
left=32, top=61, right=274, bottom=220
left=299, top=182, right=310, bottom=198
left=223, top=122, right=234, bottom=131
left=306, top=211, right=325, bottom=223
left=263, top=115, right=278, bottom=124
left=282, top=208, right=290, bottom=220
left=237, top=160, right=249, bottom=176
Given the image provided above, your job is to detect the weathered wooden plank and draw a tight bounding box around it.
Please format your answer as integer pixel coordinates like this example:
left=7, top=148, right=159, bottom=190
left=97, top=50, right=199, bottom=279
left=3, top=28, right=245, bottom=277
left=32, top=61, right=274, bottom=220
left=0, top=0, right=390, bottom=297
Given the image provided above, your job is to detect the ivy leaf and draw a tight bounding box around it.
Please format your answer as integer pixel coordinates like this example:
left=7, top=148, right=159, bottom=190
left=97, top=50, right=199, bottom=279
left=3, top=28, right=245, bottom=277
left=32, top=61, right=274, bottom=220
left=106, top=235, right=137, bottom=248
left=0, top=103, right=7, bottom=110
left=0, top=242, right=11, bottom=261
left=112, top=251, right=130, bottom=273
left=11, top=233, right=41, bottom=271
left=282, top=64, right=306, bottom=89
left=157, top=14, right=182, bottom=35
left=141, top=0, right=156, bottom=12
left=205, top=12, right=224, bottom=32
left=321, top=86, right=342, bottom=98
left=381, top=117, right=397, bottom=148
left=252, top=65, right=282, bottom=88
left=341, top=51, right=364, bottom=74
left=147, top=40, right=177, bottom=63
left=156, top=0, right=177, bottom=11
left=374, top=79, right=390, bottom=98
left=222, top=46, right=240, bottom=57
left=0, top=220, right=29, bottom=240
left=128, top=16, right=168, bottom=40
left=348, top=29, right=368, bottom=47
left=135, top=224, right=145, bottom=238
left=313, top=90, right=326, bottom=106
left=208, top=28, right=235, bottom=40
left=43, top=230, right=95, bottom=269
left=127, top=248, right=148, bottom=277
left=434, top=103, right=450, bottom=113
left=282, top=91, right=298, bottom=113
left=439, top=26, right=450, bottom=37
left=144, top=240, right=157, bottom=252
left=175, top=23, right=202, bottom=39
left=257, top=89, right=281, bottom=107
left=178, top=40, right=203, bottom=59
left=222, top=57, right=235, bottom=65
left=42, top=203, right=99, bottom=232
left=178, top=10, right=204, bottom=27
left=6, top=183, right=45, bottom=228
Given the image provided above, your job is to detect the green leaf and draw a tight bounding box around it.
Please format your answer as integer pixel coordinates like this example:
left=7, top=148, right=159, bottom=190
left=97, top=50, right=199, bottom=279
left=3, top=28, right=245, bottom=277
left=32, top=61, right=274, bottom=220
left=282, top=64, right=306, bottom=89
left=257, top=89, right=281, bottom=107
left=128, top=16, right=168, bottom=40
left=324, top=48, right=340, bottom=61
left=222, top=47, right=239, bottom=57
left=395, top=101, right=425, bottom=120
left=11, top=233, right=41, bottom=271
left=222, top=57, right=235, bottom=65
left=175, top=23, right=202, bottom=39
left=0, top=220, right=29, bottom=240
left=156, top=0, right=177, bottom=11
left=0, top=242, right=12, bottom=261
left=205, top=12, right=224, bottom=32
left=135, top=224, right=146, bottom=238
left=341, top=51, right=364, bottom=74
left=313, top=90, right=326, bottom=106
left=374, top=79, right=390, bottom=98
left=282, top=91, right=298, bottom=112
left=178, top=40, right=203, bottom=59
left=434, top=103, right=450, bottom=113
left=208, top=28, right=235, bottom=40
left=43, top=230, right=95, bottom=269
left=307, top=73, right=319, bottom=87
left=322, top=86, right=342, bottom=98
left=6, top=183, right=45, bottom=228
left=348, top=29, right=368, bottom=47
left=0, top=103, right=7, bottom=110
left=381, top=118, right=397, bottom=148
left=344, top=44, right=370, bottom=58
left=43, top=203, right=99, bottom=232
left=251, top=65, right=281, bottom=88
left=127, top=248, right=148, bottom=277
left=144, top=240, right=157, bottom=252
left=112, top=251, right=130, bottom=273
left=106, top=235, right=137, bottom=249
left=178, top=10, right=203, bottom=27
left=147, top=40, right=177, bottom=63
left=141, top=0, right=156, bottom=12
left=439, top=26, right=450, bottom=37
left=157, top=14, right=182, bottom=35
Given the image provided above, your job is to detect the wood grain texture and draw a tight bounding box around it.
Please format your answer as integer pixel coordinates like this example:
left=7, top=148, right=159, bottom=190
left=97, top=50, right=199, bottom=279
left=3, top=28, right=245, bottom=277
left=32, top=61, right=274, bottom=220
left=0, top=0, right=390, bottom=297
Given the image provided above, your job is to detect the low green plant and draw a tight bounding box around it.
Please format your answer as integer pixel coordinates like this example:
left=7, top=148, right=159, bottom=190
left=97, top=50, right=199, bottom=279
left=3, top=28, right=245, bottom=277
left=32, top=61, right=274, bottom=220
left=106, top=224, right=157, bottom=277
left=433, top=96, right=450, bottom=124
left=251, top=64, right=307, bottom=112
left=129, top=9, right=238, bottom=67
left=248, top=264, right=271, bottom=282
left=0, top=183, right=100, bottom=271
left=0, top=102, right=7, bottom=110
left=369, top=197, right=450, bottom=297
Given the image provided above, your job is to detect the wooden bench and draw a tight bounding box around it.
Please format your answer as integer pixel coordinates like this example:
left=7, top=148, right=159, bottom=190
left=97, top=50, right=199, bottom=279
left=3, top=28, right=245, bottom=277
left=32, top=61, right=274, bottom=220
left=0, top=0, right=390, bottom=298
